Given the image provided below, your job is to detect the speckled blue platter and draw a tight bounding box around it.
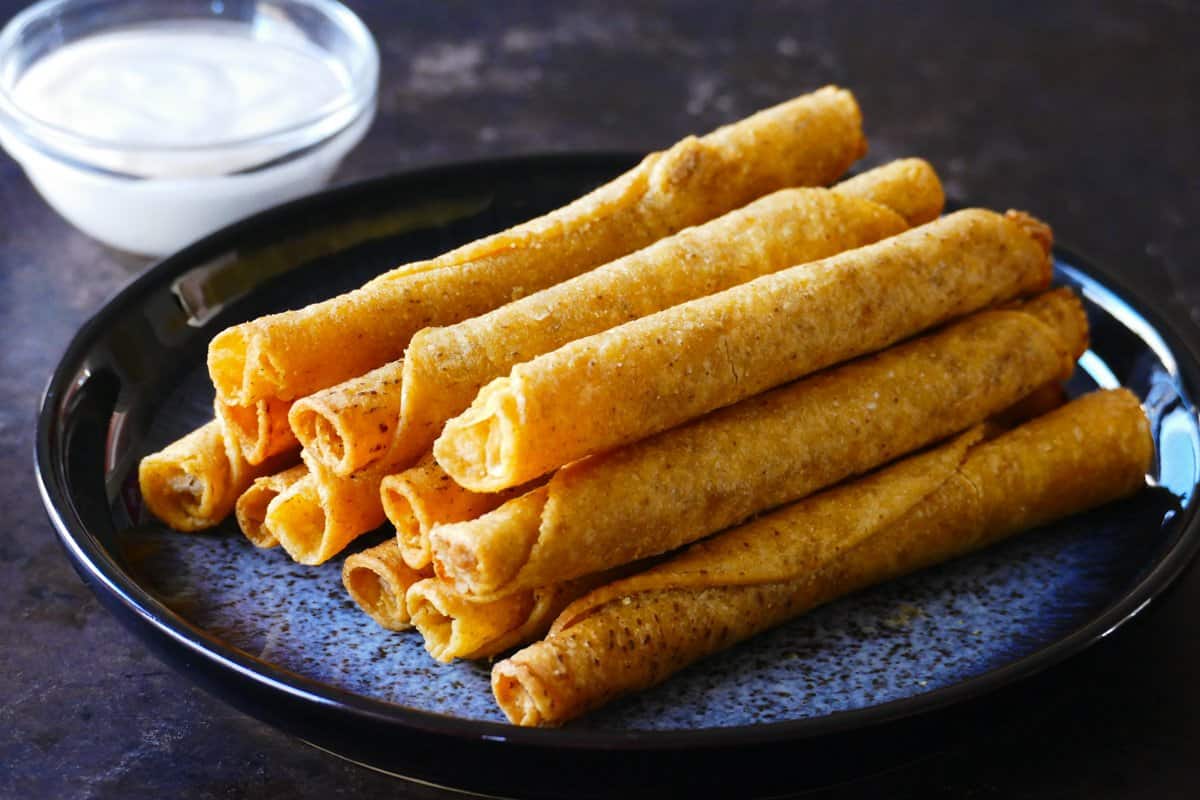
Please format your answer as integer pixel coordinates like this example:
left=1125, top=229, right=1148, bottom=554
left=37, top=155, right=1200, bottom=799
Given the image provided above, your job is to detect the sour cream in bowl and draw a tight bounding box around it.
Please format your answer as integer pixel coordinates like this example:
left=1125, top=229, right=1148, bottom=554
left=0, top=0, right=378, bottom=255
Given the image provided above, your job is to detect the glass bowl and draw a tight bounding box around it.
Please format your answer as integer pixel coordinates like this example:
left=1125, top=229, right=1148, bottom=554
left=0, top=0, right=378, bottom=255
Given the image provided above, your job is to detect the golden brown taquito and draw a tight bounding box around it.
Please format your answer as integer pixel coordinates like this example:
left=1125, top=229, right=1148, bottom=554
left=491, top=390, right=1153, bottom=726
left=290, top=159, right=941, bottom=477
left=407, top=573, right=610, bottom=663
left=215, top=397, right=298, bottom=465
left=287, top=361, right=405, bottom=476
left=264, top=450, right=386, bottom=565
left=381, top=453, right=537, bottom=570
left=138, top=420, right=295, bottom=532
left=431, top=289, right=1086, bottom=599
left=208, top=86, right=867, bottom=407
left=831, top=157, right=945, bottom=226
left=234, top=464, right=308, bottom=548
left=342, top=539, right=432, bottom=630
left=436, top=208, right=1054, bottom=492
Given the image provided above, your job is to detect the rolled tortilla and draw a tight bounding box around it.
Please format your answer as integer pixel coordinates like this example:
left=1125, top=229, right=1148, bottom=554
left=234, top=464, right=308, bottom=548
left=138, top=420, right=295, bottom=532
left=342, top=539, right=432, bottom=630
left=298, top=159, right=940, bottom=477
left=831, top=157, right=945, bottom=227
left=491, top=389, right=1153, bottom=726
left=288, top=361, right=405, bottom=476
left=431, top=288, right=1087, bottom=599
left=215, top=397, right=298, bottom=466
left=436, top=208, right=1054, bottom=492
left=208, top=86, right=867, bottom=407
left=407, top=573, right=610, bottom=663
left=264, top=450, right=387, bottom=565
left=381, top=453, right=538, bottom=570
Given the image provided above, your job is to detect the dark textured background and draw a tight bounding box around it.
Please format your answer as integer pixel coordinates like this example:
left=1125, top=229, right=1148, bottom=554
left=2, top=0, right=1199, bottom=797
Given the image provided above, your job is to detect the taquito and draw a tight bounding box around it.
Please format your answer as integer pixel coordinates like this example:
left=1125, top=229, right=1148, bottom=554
left=289, top=361, right=405, bottom=476
left=342, top=539, right=431, bottom=630
left=407, top=573, right=608, bottom=663
left=215, top=397, right=298, bottom=465
left=381, top=453, right=537, bottom=570
left=234, top=464, right=308, bottom=548
left=294, top=159, right=941, bottom=476
left=436, top=208, right=1054, bottom=492
left=138, top=420, right=295, bottom=532
left=264, top=450, right=387, bottom=565
left=431, top=288, right=1086, bottom=599
left=491, top=389, right=1153, bottom=726
left=209, top=86, right=867, bottom=407
left=829, top=157, right=944, bottom=226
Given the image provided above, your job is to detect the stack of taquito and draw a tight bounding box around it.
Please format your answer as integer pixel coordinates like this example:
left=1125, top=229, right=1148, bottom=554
left=135, top=84, right=1154, bottom=727
left=141, top=84, right=873, bottom=551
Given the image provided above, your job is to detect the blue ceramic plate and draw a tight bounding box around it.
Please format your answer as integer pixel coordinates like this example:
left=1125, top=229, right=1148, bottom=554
left=36, top=155, right=1200, bottom=798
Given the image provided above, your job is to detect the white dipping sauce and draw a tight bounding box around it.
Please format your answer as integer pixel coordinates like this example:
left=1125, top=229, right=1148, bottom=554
left=0, top=18, right=376, bottom=254
left=13, top=22, right=353, bottom=177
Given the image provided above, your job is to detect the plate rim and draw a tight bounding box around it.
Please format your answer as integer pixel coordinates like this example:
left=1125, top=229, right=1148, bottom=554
left=34, top=152, right=1200, bottom=751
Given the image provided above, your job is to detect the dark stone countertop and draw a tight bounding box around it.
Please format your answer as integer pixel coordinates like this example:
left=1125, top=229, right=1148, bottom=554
left=2, top=1, right=1198, bottom=797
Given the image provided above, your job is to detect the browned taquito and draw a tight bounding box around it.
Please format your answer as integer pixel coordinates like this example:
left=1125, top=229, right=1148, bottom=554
left=209, top=86, right=867, bottom=407
left=436, top=208, right=1054, bottom=493
left=342, top=540, right=432, bottom=630
left=138, top=420, right=296, bottom=531
left=288, top=361, right=405, bottom=476
left=264, top=450, right=388, bottom=565
left=381, top=453, right=537, bottom=570
left=215, top=397, right=298, bottom=465
left=431, top=289, right=1086, bottom=599
left=830, top=157, right=945, bottom=226
left=407, top=572, right=611, bottom=663
left=491, top=390, right=1153, bottom=726
left=291, top=159, right=941, bottom=477
left=234, top=464, right=308, bottom=547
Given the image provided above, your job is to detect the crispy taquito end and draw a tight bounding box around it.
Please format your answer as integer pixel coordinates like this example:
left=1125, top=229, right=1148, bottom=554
left=138, top=420, right=294, bottom=532
left=288, top=361, right=406, bottom=476
left=832, top=158, right=944, bottom=226
left=342, top=539, right=432, bottom=631
left=264, top=452, right=390, bottom=566
left=381, top=453, right=537, bottom=570
left=436, top=208, right=1054, bottom=492
left=215, top=397, right=298, bottom=465
left=431, top=289, right=1086, bottom=600
left=492, top=390, right=1152, bottom=726
left=234, top=464, right=308, bottom=548
left=208, top=86, right=867, bottom=407
left=386, top=162, right=937, bottom=472
left=407, top=573, right=610, bottom=663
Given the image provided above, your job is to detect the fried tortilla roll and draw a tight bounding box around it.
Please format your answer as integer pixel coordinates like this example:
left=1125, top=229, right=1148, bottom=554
left=407, top=573, right=611, bottom=663
left=139, top=420, right=295, bottom=532
left=215, top=397, right=298, bottom=465
left=234, top=464, right=308, bottom=548
left=436, top=208, right=1054, bottom=492
left=381, top=453, right=537, bottom=570
left=431, top=288, right=1087, bottom=599
left=288, top=361, right=405, bottom=476
left=303, top=160, right=939, bottom=477
left=342, top=540, right=432, bottom=630
left=264, top=451, right=388, bottom=565
left=209, top=86, right=867, bottom=407
left=830, top=157, right=945, bottom=226
left=492, top=390, right=1153, bottom=726
left=292, top=160, right=941, bottom=478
